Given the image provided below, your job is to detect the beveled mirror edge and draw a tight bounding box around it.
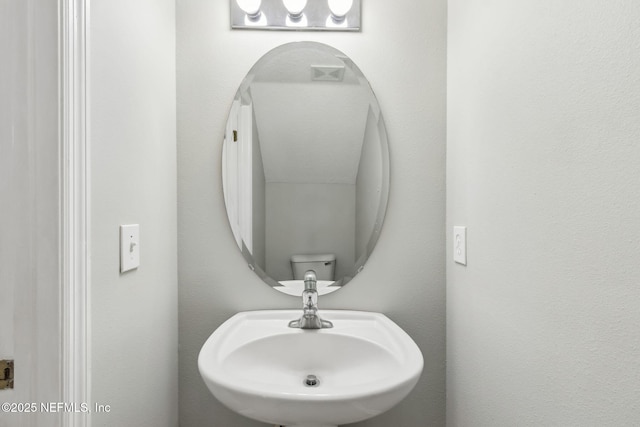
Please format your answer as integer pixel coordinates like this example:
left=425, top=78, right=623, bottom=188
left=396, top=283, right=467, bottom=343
left=351, top=113, right=391, bottom=282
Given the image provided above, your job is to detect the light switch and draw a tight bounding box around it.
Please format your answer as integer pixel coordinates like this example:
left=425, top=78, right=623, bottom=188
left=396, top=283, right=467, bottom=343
left=120, top=224, right=140, bottom=273
left=453, top=226, right=467, bottom=265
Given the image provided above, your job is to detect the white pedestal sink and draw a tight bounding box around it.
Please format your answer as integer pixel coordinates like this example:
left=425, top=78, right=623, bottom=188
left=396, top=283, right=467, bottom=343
left=198, top=310, right=423, bottom=427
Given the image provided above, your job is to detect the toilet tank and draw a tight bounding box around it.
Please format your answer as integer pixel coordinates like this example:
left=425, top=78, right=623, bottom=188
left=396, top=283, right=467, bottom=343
left=290, top=254, right=336, bottom=281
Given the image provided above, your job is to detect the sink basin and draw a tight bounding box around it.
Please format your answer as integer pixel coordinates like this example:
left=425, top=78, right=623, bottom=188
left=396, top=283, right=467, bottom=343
left=198, top=310, right=423, bottom=427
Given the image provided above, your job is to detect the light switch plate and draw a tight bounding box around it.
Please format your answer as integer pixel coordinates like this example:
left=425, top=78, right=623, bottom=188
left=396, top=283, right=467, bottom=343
left=120, top=224, right=140, bottom=273
left=453, top=226, right=467, bottom=265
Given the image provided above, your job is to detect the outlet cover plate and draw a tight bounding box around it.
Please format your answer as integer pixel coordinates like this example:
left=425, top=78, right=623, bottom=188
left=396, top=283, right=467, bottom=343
left=453, top=226, right=467, bottom=265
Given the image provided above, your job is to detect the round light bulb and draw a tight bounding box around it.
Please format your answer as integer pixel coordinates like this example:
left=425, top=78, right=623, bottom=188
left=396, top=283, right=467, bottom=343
left=282, top=0, right=307, bottom=18
left=328, top=0, right=353, bottom=20
left=236, top=0, right=262, bottom=19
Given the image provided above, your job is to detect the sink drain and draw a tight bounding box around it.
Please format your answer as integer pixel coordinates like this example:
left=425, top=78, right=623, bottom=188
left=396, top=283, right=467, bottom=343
left=304, top=374, right=320, bottom=387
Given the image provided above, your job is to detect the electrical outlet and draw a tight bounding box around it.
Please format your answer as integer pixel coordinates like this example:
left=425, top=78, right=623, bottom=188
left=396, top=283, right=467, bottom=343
left=453, top=226, right=467, bottom=265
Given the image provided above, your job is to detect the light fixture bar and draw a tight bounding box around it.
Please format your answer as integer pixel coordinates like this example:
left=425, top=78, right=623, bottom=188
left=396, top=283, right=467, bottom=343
left=230, top=0, right=361, bottom=31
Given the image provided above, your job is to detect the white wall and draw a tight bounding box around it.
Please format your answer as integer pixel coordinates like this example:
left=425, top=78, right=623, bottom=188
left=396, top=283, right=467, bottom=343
left=0, top=1, right=61, bottom=425
left=90, top=1, right=178, bottom=426
left=177, top=0, right=447, bottom=426
left=447, top=1, right=640, bottom=426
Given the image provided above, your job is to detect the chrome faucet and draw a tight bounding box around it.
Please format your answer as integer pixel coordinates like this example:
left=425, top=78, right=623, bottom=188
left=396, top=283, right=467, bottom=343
left=288, top=270, right=333, bottom=329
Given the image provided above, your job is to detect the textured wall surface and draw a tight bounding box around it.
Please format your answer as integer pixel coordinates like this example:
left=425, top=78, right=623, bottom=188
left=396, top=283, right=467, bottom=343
left=447, top=1, right=640, bottom=425
left=90, top=1, right=178, bottom=426
left=177, top=0, right=447, bottom=426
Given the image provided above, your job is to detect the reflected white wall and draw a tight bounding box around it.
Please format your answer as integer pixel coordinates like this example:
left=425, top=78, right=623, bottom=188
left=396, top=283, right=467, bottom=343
left=265, top=182, right=355, bottom=280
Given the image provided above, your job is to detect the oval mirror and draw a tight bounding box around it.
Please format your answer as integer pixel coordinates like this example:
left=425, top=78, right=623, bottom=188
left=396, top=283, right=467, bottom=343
left=222, top=41, right=389, bottom=296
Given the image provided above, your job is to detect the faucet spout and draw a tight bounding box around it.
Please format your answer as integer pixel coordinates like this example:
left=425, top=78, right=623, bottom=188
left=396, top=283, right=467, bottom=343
left=288, top=270, right=333, bottom=329
left=303, top=270, right=317, bottom=290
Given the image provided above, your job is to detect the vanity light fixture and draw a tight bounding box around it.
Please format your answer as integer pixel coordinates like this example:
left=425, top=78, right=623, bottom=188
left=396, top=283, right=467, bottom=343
left=236, top=0, right=267, bottom=26
left=325, top=0, right=353, bottom=28
left=282, top=0, right=306, bottom=19
left=236, top=0, right=262, bottom=19
left=283, top=0, right=308, bottom=27
left=230, top=0, right=360, bottom=31
left=328, top=0, right=353, bottom=22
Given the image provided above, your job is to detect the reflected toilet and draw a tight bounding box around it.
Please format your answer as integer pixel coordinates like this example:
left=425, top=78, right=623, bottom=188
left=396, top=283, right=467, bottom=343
left=290, top=254, right=336, bottom=281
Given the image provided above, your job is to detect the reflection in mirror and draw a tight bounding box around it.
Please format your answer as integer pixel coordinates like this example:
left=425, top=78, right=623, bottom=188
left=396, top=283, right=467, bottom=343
left=222, top=41, right=389, bottom=296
